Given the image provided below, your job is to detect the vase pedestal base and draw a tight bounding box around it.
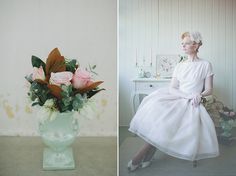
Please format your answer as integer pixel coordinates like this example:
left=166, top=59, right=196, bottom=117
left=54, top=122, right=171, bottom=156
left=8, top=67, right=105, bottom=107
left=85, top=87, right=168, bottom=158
left=43, top=147, right=75, bottom=170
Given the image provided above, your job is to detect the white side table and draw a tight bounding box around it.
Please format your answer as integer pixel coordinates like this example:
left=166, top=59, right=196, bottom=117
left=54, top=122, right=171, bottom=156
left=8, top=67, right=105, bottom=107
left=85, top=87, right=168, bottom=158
left=131, top=78, right=171, bottom=114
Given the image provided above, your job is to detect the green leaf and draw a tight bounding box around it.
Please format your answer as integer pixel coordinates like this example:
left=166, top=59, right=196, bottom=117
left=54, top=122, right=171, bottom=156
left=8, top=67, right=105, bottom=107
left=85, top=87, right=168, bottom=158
left=75, top=93, right=83, bottom=100
left=88, top=64, right=98, bottom=75
left=65, top=59, right=77, bottom=73
left=62, top=85, right=72, bottom=94
left=72, top=100, right=79, bottom=111
left=29, top=81, right=50, bottom=106
left=71, top=59, right=77, bottom=65
left=72, top=94, right=85, bottom=111
left=32, top=102, right=40, bottom=106
left=30, top=94, right=37, bottom=101
left=90, top=70, right=98, bottom=75
left=62, top=97, right=72, bottom=106
left=61, top=85, right=73, bottom=100
left=25, top=75, right=33, bottom=83
left=31, top=55, right=46, bottom=73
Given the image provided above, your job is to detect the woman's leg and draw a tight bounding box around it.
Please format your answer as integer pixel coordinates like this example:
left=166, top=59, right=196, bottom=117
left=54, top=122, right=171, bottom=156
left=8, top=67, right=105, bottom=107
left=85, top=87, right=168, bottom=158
left=131, top=143, right=156, bottom=165
left=142, top=146, right=156, bottom=162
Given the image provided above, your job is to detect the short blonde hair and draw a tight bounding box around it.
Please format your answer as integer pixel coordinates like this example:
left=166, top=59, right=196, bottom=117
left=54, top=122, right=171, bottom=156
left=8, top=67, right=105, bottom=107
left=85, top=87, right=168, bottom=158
left=181, top=31, right=202, bottom=51
left=181, top=31, right=202, bottom=45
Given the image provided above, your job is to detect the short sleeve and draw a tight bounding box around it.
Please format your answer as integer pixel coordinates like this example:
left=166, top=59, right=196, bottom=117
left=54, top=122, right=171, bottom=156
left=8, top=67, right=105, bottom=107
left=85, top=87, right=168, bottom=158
left=172, top=63, right=180, bottom=78
left=206, top=62, right=214, bottom=77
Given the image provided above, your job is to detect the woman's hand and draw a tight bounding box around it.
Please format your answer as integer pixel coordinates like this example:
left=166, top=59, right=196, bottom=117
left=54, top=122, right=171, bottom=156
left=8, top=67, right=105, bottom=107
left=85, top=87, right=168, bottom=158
left=189, top=94, right=202, bottom=107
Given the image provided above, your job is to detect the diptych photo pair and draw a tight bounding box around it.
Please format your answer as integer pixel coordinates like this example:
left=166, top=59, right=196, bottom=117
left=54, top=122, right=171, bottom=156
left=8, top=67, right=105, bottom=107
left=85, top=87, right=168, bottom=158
left=0, top=0, right=236, bottom=176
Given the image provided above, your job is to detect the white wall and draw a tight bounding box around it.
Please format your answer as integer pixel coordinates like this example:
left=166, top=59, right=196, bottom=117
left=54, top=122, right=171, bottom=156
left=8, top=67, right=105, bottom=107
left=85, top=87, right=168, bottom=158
left=0, top=0, right=117, bottom=136
left=119, top=0, right=236, bottom=126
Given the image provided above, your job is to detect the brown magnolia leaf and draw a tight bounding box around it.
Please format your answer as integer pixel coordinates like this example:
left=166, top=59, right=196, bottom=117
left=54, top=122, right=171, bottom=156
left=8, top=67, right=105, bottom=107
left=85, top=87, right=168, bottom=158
left=76, top=81, right=104, bottom=94
left=45, top=48, right=66, bottom=76
left=45, top=75, right=50, bottom=82
left=47, top=84, right=62, bottom=99
left=34, top=79, right=48, bottom=85
left=87, top=88, right=105, bottom=99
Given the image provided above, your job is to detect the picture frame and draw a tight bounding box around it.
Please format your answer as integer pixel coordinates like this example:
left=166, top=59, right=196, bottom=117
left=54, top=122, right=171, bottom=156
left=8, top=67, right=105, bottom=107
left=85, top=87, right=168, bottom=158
left=156, top=55, right=180, bottom=78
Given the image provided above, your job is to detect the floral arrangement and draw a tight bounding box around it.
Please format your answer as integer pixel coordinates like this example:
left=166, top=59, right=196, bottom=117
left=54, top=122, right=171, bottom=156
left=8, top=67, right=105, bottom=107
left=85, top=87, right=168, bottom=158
left=202, top=96, right=236, bottom=142
left=218, top=106, right=236, bottom=141
left=25, top=48, right=104, bottom=120
left=219, top=106, right=236, bottom=121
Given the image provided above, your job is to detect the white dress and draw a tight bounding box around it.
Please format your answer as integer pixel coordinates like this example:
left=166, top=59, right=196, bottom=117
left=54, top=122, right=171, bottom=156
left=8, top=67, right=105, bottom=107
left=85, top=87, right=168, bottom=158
left=129, top=59, right=219, bottom=161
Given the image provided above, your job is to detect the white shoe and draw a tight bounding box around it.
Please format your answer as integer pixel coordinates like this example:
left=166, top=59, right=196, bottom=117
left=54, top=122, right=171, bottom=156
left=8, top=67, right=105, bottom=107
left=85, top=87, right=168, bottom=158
left=127, top=160, right=140, bottom=172
left=141, top=160, right=152, bottom=168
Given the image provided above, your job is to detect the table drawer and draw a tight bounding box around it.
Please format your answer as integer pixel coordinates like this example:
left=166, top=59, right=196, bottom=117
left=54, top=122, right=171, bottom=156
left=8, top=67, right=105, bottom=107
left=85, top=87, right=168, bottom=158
left=135, top=82, right=169, bottom=93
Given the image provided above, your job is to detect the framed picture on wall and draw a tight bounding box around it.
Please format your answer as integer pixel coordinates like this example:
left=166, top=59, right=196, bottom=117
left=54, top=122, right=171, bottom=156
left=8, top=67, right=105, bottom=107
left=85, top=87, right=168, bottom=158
left=156, top=55, right=180, bottom=78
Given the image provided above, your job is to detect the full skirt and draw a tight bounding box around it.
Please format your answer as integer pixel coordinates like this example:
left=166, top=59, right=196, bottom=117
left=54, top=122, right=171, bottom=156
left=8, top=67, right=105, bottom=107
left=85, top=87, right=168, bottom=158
left=129, top=88, right=219, bottom=161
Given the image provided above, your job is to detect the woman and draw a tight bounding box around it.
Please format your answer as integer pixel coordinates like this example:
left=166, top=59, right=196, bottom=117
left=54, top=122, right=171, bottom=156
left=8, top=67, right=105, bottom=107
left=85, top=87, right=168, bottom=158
left=127, top=31, right=219, bottom=171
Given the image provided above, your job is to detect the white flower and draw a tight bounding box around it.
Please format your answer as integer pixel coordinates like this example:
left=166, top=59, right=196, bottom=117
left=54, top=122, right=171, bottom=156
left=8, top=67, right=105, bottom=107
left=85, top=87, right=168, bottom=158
left=49, top=111, right=57, bottom=121
left=36, top=99, right=57, bottom=123
left=49, top=71, right=73, bottom=86
left=44, top=99, right=55, bottom=108
left=190, top=31, right=202, bottom=44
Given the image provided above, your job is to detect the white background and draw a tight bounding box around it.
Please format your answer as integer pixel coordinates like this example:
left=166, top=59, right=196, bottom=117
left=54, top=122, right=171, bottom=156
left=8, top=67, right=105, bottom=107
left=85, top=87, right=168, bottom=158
left=0, top=0, right=117, bottom=136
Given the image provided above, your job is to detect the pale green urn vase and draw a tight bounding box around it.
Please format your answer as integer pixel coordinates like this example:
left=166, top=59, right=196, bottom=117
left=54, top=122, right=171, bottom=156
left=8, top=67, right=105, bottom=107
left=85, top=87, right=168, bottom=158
left=38, top=111, right=79, bottom=170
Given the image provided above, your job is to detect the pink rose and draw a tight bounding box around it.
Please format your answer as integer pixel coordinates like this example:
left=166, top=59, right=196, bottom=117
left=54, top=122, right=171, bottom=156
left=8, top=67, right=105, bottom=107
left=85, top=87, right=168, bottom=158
left=32, top=66, right=45, bottom=81
left=49, top=72, right=73, bottom=86
left=72, top=68, right=92, bottom=89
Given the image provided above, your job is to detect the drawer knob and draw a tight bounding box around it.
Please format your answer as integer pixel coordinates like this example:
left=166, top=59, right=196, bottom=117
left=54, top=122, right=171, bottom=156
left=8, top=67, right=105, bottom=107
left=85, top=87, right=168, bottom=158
left=149, top=84, right=153, bottom=87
